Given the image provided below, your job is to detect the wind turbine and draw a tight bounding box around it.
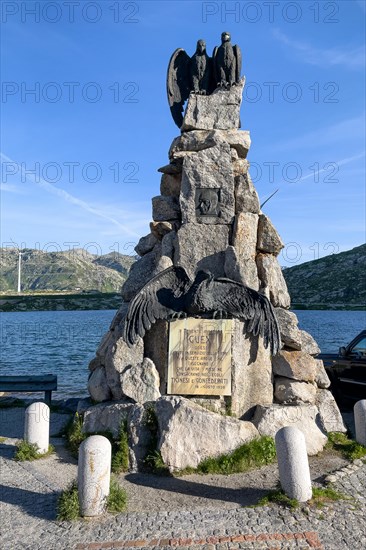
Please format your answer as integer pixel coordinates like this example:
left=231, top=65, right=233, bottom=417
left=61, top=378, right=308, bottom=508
left=10, top=239, right=23, bottom=293
left=17, top=250, right=23, bottom=293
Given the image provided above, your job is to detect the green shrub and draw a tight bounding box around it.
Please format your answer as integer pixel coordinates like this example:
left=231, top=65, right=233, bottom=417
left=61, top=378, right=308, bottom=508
left=107, top=477, right=128, bottom=513
left=144, top=449, right=170, bottom=475
left=144, top=404, right=158, bottom=433
left=65, top=413, right=87, bottom=457
left=111, top=421, right=129, bottom=473
left=57, top=478, right=127, bottom=520
left=66, top=414, right=129, bottom=471
left=326, top=432, right=366, bottom=461
left=143, top=406, right=170, bottom=474
left=57, top=482, right=80, bottom=521
left=14, top=440, right=54, bottom=461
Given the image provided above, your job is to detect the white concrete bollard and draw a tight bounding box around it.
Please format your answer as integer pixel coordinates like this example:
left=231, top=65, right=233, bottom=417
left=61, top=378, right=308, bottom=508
left=354, top=400, right=366, bottom=446
left=78, top=435, right=111, bottom=517
left=24, top=402, right=50, bottom=454
left=275, top=426, right=312, bottom=502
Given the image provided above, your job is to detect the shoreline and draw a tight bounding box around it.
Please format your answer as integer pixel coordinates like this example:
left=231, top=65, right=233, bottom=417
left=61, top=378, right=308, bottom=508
left=0, top=292, right=121, bottom=312
left=1, top=292, right=365, bottom=313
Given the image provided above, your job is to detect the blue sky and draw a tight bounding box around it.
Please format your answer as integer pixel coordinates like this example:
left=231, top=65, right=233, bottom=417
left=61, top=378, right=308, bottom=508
left=1, top=0, right=365, bottom=266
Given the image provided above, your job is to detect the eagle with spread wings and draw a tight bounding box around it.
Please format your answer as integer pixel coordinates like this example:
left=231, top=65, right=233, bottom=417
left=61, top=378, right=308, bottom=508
left=123, top=266, right=280, bottom=356
left=167, top=40, right=214, bottom=128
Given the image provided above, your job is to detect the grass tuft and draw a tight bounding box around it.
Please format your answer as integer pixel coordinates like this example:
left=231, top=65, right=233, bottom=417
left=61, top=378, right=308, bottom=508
left=194, top=436, right=276, bottom=475
left=256, top=486, right=349, bottom=511
left=143, top=404, right=158, bottom=432
left=14, top=440, right=54, bottom=461
left=310, top=487, right=348, bottom=508
left=65, top=413, right=87, bottom=457
left=144, top=449, right=170, bottom=475
left=326, top=432, right=366, bottom=461
left=143, top=405, right=171, bottom=474
left=107, top=477, right=128, bottom=513
left=57, top=482, right=80, bottom=521
left=57, top=478, right=127, bottom=520
left=111, top=421, right=129, bottom=474
left=256, top=489, right=299, bottom=509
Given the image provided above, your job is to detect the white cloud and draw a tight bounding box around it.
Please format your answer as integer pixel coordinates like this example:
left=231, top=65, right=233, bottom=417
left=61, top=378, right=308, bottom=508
left=0, top=152, right=141, bottom=238
left=0, top=183, right=27, bottom=194
left=273, top=29, right=365, bottom=70
left=268, top=114, right=365, bottom=153
left=298, top=152, right=365, bottom=183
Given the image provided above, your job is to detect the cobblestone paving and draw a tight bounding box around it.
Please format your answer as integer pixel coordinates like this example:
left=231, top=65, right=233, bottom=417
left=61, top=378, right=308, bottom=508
left=1, top=441, right=365, bottom=550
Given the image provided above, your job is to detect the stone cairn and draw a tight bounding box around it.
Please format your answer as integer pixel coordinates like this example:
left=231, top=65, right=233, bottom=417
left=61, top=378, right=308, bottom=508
left=86, top=80, right=346, bottom=472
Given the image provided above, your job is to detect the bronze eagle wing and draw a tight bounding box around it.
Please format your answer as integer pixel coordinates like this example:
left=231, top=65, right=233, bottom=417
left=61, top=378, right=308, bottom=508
left=233, top=44, right=242, bottom=83
left=208, top=277, right=280, bottom=355
left=123, top=266, right=192, bottom=347
left=167, top=48, right=191, bottom=128
left=212, top=45, right=219, bottom=87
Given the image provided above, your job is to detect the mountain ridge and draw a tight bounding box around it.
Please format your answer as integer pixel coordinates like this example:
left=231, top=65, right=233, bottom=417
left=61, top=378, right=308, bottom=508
left=0, top=248, right=134, bottom=293
left=282, top=243, right=366, bottom=308
left=0, top=244, right=365, bottom=310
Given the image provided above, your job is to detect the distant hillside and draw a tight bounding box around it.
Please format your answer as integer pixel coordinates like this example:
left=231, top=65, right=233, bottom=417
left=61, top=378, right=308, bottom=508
left=283, top=244, right=366, bottom=309
left=0, top=248, right=135, bottom=293
left=1, top=244, right=365, bottom=310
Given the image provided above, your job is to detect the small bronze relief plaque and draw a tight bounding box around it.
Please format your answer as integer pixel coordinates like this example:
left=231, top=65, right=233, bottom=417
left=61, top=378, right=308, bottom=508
left=168, top=318, right=232, bottom=396
left=195, top=188, right=221, bottom=219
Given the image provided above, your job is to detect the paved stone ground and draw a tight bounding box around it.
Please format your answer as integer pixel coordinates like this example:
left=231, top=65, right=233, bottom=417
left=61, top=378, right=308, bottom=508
left=0, top=406, right=365, bottom=550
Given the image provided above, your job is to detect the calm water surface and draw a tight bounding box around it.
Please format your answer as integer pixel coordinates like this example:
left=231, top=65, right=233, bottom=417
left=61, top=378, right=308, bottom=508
left=0, top=310, right=116, bottom=398
left=1, top=309, right=365, bottom=398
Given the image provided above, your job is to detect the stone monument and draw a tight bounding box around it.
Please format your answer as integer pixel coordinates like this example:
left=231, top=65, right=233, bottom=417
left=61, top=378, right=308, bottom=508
left=85, top=33, right=346, bottom=472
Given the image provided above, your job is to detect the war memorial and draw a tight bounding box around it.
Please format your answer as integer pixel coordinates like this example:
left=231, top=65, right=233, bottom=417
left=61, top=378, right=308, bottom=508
left=85, top=32, right=346, bottom=473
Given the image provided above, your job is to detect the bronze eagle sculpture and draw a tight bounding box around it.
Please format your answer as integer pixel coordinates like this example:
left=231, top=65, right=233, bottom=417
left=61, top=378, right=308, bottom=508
left=167, top=39, right=214, bottom=128
left=167, top=32, right=242, bottom=128
left=123, top=266, right=280, bottom=355
left=213, top=31, right=242, bottom=88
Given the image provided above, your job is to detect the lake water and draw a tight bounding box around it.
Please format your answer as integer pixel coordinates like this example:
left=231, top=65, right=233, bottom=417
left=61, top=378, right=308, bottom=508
left=1, top=309, right=365, bottom=399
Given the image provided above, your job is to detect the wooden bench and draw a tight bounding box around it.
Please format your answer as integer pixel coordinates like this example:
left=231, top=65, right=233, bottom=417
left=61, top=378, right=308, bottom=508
left=0, top=375, right=57, bottom=405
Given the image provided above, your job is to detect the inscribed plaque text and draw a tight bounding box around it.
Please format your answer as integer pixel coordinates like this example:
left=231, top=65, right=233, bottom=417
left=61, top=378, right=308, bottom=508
left=168, top=318, right=232, bottom=395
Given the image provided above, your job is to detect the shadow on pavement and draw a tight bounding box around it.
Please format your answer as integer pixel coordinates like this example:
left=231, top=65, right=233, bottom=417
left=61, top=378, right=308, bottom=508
left=0, top=443, right=16, bottom=459
left=0, top=483, right=59, bottom=520
left=0, top=407, right=71, bottom=438
left=125, top=472, right=271, bottom=507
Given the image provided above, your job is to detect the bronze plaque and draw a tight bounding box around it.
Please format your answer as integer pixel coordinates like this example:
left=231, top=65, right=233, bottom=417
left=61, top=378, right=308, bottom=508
left=168, top=318, right=232, bottom=396
left=195, top=188, right=221, bottom=220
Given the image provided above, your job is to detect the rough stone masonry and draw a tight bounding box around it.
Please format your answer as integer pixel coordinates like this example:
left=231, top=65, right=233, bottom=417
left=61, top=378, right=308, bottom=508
left=86, top=77, right=346, bottom=472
